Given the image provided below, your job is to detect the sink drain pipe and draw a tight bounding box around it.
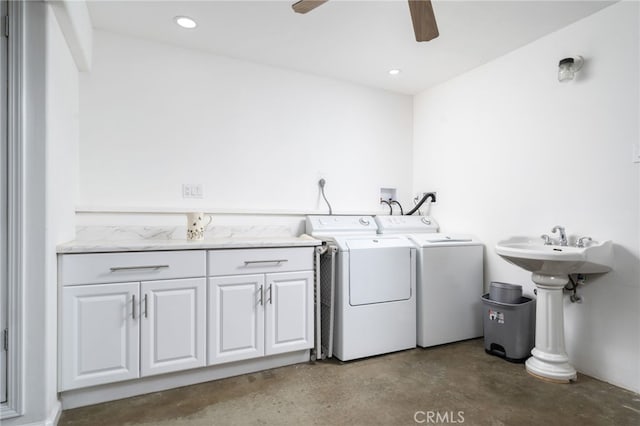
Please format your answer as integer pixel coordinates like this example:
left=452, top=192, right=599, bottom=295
left=565, top=274, right=586, bottom=303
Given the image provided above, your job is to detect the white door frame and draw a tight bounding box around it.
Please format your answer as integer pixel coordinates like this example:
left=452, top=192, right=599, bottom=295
left=1, top=0, right=24, bottom=419
left=0, top=0, right=7, bottom=408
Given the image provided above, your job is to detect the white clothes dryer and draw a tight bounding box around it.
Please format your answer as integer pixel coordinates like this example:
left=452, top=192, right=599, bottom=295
left=375, top=215, right=484, bottom=348
left=306, top=215, right=416, bottom=361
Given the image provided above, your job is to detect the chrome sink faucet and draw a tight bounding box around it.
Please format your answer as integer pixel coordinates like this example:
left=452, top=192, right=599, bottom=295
left=552, top=225, right=568, bottom=246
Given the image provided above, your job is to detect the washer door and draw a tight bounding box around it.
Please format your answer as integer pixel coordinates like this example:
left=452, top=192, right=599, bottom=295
left=347, top=240, right=412, bottom=306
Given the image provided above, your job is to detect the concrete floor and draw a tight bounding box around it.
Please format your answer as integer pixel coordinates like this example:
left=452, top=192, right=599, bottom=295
left=59, top=339, right=640, bottom=426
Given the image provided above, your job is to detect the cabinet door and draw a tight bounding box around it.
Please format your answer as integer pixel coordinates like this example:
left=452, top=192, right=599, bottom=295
left=61, top=282, right=139, bottom=391
left=208, top=275, right=265, bottom=365
left=265, top=271, right=314, bottom=356
left=140, top=278, right=206, bottom=377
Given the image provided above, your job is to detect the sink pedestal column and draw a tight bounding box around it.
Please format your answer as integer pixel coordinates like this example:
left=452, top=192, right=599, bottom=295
left=526, top=273, right=577, bottom=383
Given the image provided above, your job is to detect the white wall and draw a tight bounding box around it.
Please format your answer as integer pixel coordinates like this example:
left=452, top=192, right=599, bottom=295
left=46, top=0, right=93, bottom=71
left=413, top=1, right=639, bottom=392
left=79, top=30, right=413, bottom=215
left=45, top=0, right=79, bottom=423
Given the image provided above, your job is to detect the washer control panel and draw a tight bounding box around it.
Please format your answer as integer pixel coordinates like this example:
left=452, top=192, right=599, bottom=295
left=375, top=215, right=439, bottom=234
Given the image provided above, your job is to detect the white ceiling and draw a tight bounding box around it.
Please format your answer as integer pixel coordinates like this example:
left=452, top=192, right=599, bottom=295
left=87, top=0, right=616, bottom=94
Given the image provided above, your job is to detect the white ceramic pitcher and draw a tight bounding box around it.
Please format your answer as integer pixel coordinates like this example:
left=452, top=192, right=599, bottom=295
left=186, top=212, right=212, bottom=241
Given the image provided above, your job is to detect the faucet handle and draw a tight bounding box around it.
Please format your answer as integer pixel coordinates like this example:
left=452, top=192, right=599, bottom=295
left=541, top=234, right=553, bottom=245
left=576, top=236, right=592, bottom=248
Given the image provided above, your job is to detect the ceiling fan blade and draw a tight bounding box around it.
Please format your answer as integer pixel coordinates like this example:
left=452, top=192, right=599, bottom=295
left=292, top=0, right=329, bottom=14
left=408, top=0, right=439, bottom=42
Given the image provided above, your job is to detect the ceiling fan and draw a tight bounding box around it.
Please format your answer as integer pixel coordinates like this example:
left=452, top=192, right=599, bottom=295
left=292, top=0, right=439, bottom=42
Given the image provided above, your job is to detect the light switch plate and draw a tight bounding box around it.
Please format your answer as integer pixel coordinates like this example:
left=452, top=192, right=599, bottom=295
left=182, top=184, right=203, bottom=198
left=633, top=143, right=640, bottom=164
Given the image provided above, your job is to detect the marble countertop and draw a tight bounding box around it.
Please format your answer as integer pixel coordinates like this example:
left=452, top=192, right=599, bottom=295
left=57, top=225, right=322, bottom=254
left=57, top=235, right=321, bottom=254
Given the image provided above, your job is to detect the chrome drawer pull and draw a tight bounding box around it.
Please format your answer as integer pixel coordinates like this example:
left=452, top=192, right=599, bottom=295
left=109, top=265, right=170, bottom=272
left=259, top=285, right=264, bottom=306
left=243, top=259, right=288, bottom=266
left=132, top=294, right=136, bottom=319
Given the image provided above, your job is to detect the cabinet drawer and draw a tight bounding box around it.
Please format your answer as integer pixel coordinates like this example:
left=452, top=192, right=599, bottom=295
left=208, top=247, right=313, bottom=276
left=60, top=251, right=206, bottom=286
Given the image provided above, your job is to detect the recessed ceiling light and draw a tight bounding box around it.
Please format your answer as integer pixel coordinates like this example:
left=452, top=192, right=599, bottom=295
left=389, top=69, right=401, bottom=76
left=174, top=16, right=197, bottom=29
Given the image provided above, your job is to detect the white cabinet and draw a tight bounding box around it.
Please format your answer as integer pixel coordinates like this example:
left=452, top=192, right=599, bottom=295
left=60, top=251, right=206, bottom=391
left=60, top=246, right=315, bottom=393
left=61, top=282, right=140, bottom=390
left=207, top=248, right=314, bottom=365
left=208, top=274, right=265, bottom=364
left=140, top=278, right=206, bottom=377
left=265, top=271, right=314, bottom=356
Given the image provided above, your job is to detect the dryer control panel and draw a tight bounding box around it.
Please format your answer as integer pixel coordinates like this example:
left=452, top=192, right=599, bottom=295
left=306, top=215, right=378, bottom=236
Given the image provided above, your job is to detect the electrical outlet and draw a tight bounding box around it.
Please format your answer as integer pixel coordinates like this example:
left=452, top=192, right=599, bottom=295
left=182, top=184, right=203, bottom=199
left=417, top=192, right=437, bottom=203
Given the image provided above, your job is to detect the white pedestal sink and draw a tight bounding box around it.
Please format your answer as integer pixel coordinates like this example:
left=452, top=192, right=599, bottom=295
left=496, top=236, right=613, bottom=383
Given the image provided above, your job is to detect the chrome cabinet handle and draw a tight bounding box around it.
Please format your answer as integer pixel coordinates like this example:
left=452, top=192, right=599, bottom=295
left=243, top=260, right=288, bottom=266
left=268, top=284, right=273, bottom=305
left=259, top=285, right=264, bottom=306
left=110, top=265, right=169, bottom=272
left=132, top=294, right=136, bottom=319
left=144, top=294, right=148, bottom=318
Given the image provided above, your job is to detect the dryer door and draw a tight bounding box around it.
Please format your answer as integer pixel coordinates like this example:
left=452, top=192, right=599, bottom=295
left=346, top=239, right=412, bottom=306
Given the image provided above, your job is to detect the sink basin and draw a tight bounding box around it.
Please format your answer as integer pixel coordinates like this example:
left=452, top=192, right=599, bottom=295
left=495, top=234, right=613, bottom=383
left=496, top=236, right=613, bottom=275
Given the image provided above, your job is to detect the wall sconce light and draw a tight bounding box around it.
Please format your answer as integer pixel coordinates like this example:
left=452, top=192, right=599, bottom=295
left=558, top=56, right=584, bottom=82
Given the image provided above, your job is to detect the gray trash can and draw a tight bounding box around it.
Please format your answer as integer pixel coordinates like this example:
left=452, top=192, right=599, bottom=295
left=482, top=292, right=535, bottom=363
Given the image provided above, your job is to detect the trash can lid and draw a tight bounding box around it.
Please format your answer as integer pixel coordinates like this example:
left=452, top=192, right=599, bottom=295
left=490, top=281, right=522, bottom=290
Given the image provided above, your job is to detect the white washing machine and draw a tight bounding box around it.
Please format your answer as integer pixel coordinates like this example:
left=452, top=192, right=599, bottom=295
left=306, top=215, right=416, bottom=361
left=375, top=215, right=484, bottom=348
